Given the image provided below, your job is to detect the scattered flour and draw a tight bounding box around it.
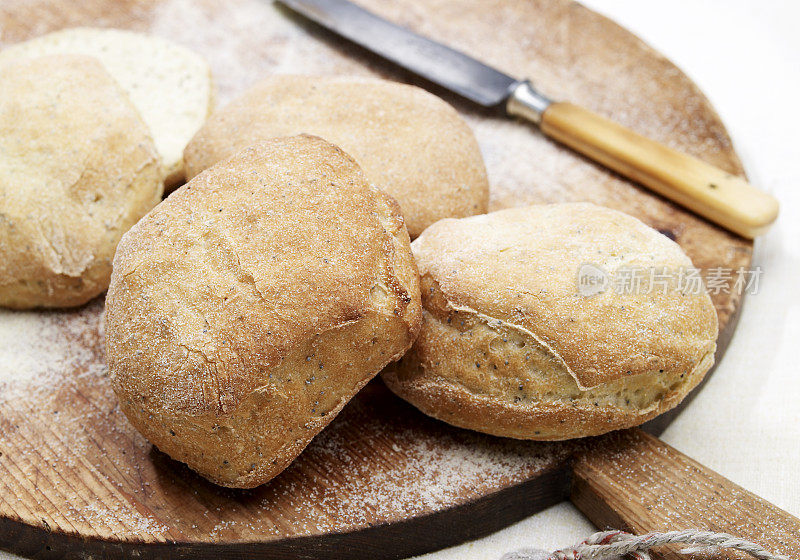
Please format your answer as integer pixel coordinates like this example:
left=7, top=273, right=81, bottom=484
left=149, top=0, right=376, bottom=106
left=0, top=299, right=105, bottom=404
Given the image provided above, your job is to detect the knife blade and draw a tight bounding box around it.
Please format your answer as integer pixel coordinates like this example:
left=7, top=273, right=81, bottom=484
left=279, top=0, right=518, bottom=106
left=277, top=0, right=779, bottom=238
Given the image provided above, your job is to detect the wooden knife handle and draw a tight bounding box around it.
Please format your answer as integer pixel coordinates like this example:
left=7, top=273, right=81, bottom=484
left=539, top=102, right=779, bottom=239
left=571, top=429, right=800, bottom=560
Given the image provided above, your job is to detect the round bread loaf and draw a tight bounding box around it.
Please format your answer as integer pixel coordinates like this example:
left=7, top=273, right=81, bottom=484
left=382, top=203, right=718, bottom=440
left=0, top=55, right=163, bottom=309
left=183, top=75, right=489, bottom=238
left=0, top=27, right=215, bottom=187
left=106, top=135, right=422, bottom=488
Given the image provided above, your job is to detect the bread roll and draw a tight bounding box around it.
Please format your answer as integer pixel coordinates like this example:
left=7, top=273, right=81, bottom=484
left=106, top=135, right=422, bottom=488
left=183, top=75, right=489, bottom=237
left=0, top=55, right=163, bottom=309
left=382, top=203, right=718, bottom=440
left=0, top=27, right=215, bottom=187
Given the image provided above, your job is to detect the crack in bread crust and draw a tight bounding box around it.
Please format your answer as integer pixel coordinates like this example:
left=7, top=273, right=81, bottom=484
left=384, top=281, right=713, bottom=439
left=382, top=204, right=718, bottom=440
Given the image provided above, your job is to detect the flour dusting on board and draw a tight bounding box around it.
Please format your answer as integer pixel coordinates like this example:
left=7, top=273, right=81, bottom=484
left=0, top=300, right=105, bottom=403
left=278, top=394, right=563, bottom=528
left=0, top=289, right=559, bottom=539
left=150, top=0, right=373, bottom=105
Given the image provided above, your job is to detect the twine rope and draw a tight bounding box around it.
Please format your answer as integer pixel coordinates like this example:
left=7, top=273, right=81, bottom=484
left=501, top=529, right=792, bottom=560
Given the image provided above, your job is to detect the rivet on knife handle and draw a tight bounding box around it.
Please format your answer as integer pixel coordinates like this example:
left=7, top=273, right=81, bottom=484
left=507, top=80, right=779, bottom=239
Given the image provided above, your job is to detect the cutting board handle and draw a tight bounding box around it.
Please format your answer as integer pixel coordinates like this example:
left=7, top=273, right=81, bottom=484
left=537, top=101, right=779, bottom=239
left=570, top=428, right=800, bottom=560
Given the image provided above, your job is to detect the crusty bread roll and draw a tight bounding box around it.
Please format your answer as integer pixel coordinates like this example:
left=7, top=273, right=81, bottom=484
left=0, top=55, right=163, bottom=309
left=0, top=27, right=215, bottom=187
left=106, top=135, right=422, bottom=488
left=382, top=203, right=718, bottom=440
left=183, top=75, right=489, bottom=238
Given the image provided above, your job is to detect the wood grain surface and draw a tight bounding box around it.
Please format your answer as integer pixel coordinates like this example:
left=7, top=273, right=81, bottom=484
left=572, top=429, right=800, bottom=560
left=0, top=0, right=754, bottom=558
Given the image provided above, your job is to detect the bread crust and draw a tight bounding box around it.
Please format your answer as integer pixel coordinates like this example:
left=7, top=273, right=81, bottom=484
left=106, top=135, right=421, bottom=487
left=0, top=27, right=216, bottom=188
left=382, top=203, right=718, bottom=440
left=0, top=55, right=163, bottom=309
left=183, top=75, right=489, bottom=237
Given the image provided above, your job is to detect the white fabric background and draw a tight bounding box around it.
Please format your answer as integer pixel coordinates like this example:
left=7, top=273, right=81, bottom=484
left=2, top=1, right=798, bottom=559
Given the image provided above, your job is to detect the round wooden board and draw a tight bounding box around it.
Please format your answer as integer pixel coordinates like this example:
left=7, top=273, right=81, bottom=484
left=0, top=0, right=752, bottom=558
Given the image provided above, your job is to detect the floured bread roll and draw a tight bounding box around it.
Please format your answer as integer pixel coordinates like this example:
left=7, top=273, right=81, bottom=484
left=382, top=203, right=718, bottom=440
left=0, top=55, right=163, bottom=309
left=184, top=75, right=489, bottom=237
left=106, top=135, right=422, bottom=488
left=0, top=27, right=215, bottom=187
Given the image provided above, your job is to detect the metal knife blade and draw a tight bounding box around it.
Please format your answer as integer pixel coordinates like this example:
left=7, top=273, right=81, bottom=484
left=277, top=0, right=519, bottom=106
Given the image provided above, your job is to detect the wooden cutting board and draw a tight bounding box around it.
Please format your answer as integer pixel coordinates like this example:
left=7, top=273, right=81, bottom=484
left=0, top=1, right=753, bottom=558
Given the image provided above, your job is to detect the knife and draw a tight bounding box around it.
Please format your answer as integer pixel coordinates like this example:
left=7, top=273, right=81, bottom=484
left=277, top=0, right=779, bottom=239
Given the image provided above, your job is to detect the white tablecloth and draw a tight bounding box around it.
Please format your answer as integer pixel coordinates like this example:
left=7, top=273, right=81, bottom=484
left=2, top=1, right=798, bottom=559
